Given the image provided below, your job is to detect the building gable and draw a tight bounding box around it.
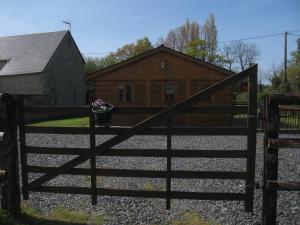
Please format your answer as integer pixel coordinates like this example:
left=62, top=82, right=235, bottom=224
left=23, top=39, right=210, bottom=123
left=88, top=46, right=233, bottom=82
left=87, top=46, right=233, bottom=80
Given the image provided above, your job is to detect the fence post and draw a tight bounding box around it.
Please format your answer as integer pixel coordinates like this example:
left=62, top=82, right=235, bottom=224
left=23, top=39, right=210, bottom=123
left=89, top=105, right=97, bottom=205
left=166, top=93, right=173, bottom=210
left=166, top=114, right=172, bottom=209
left=245, top=65, right=257, bottom=212
left=262, top=95, right=279, bottom=225
left=0, top=94, right=20, bottom=216
left=18, top=96, right=29, bottom=200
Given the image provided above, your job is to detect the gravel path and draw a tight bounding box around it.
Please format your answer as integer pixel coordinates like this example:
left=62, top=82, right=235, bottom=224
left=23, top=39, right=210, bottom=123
left=24, top=133, right=299, bottom=225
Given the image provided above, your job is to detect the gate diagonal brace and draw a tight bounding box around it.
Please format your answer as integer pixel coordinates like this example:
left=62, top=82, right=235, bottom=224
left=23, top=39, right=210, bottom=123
left=27, top=65, right=258, bottom=191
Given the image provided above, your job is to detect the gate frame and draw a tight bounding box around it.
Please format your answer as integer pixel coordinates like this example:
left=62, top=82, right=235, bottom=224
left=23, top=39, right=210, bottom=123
left=19, top=65, right=258, bottom=211
left=262, top=94, right=300, bottom=225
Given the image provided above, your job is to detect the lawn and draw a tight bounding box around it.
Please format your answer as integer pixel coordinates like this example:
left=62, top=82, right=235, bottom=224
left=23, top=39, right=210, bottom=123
left=30, top=117, right=89, bottom=127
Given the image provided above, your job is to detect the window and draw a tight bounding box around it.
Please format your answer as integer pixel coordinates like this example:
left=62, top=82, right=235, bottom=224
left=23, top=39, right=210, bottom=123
left=51, top=88, right=57, bottom=105
left=118, top=85, right=125, bottom=103
left=117, top=84, right=134, bottom=103
left=163, top=84, right=176, bottom=105
left=126, top=85, right=132, bottom=102
left=199, top=83, right=213, bottom=104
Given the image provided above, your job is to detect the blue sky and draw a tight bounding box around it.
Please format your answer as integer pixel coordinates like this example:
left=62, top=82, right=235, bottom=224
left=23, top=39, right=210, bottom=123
left=1, top=0, right=300, bottom=81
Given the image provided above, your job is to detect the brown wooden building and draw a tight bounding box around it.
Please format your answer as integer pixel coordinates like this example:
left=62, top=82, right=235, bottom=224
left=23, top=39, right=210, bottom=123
left=86, top=45, right=235, bottom=126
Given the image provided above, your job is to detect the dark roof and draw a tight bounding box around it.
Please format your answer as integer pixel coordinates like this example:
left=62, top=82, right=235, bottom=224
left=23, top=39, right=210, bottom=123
left=87, top=45, right=234, bottom=80
left=0, top=30, right=68, bottom=76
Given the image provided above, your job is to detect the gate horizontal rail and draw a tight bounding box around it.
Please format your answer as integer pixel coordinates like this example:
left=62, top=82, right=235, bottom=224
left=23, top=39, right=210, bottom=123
left=24, top=126, right=248, bottom=135
left=27, top=166, right=247, bottom=179
left=25, top=146, right=248, bottom=158
left=24, top=105, right=248, bottom=115
left=30, top=186, right=246, bottom=201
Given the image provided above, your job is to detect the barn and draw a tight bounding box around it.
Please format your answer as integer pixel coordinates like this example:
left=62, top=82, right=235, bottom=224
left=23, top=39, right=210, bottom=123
left=0, top=30, right=86, bottom=107
left=86, top=45, right=235, bottom=126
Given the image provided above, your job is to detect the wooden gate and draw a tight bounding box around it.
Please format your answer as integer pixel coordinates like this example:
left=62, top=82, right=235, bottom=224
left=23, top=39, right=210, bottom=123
left=19, top=65, right=257, bottom=211
left=262, top=94, right=300, bottom=225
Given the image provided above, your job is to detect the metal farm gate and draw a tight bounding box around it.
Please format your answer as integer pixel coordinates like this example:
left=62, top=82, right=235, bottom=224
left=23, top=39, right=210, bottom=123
left=19, top=65, right=258, bottom=211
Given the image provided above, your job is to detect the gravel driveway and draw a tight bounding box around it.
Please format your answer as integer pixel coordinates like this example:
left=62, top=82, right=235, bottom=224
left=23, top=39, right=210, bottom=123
left=24, top=133, right=299, bottom=225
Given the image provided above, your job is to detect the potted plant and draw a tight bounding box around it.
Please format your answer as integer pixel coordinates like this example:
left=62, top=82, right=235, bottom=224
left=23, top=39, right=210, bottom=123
left=92, top=99, right=114, bottom=126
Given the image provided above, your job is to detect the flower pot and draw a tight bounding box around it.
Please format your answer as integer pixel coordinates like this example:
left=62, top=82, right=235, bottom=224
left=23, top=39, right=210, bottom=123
left=92, top=103, right=114, bottom=126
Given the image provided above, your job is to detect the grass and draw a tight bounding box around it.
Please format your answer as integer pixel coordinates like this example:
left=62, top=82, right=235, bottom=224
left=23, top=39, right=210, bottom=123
left=16, top=201, right=105, bottom=225
left=143, top=181, right=155, bottom=191
left=93, top=215, right=105, bottom=225
left=2, top=202, right=217, bottom=225
left=48, top=206, right=89, bottom=224
left=169, top=211, right=219, bottom=225
left=30, top=117, right=89, bottom=127
left=84, top=175, right=105, bottom=184
left=143, top=181, right=164, bottom=191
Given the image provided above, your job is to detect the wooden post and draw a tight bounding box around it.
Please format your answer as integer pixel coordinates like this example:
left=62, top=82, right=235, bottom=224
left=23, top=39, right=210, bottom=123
left=166, top=114, right=172, bottom=209
left=89, top=105, right=97, bottom=205
left=245, top=65, right=257, bottom=212
left=262, top=96, right=279, bottom=225
left=18, top=96, right=29, bottom=200
left=0, top=94, right=21, bottom=216
left=165, top=92, right=173, bottom=209
left=284, top=31, right=288, bottom=83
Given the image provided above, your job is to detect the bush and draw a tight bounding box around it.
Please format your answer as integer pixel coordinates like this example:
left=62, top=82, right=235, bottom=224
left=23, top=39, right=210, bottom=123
left=0, top=210, right=23, bottom=225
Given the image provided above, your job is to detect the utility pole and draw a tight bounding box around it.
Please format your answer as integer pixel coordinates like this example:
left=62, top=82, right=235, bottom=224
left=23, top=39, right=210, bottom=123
left=284, top=31, right=288, bottom=83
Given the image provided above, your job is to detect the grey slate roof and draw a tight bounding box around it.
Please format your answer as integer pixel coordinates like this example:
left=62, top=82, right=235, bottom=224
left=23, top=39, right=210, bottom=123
left=0, top=30, right=68, bottom=76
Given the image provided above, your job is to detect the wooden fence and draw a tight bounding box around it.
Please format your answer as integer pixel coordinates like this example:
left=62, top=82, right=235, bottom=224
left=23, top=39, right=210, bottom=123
left=262, top=94, right=300, bottom=225
left=19, top=65, right=258, bottom=211
left=0, top=94, right=20, bottom=216
left=279, top=106, right=300, bottom=129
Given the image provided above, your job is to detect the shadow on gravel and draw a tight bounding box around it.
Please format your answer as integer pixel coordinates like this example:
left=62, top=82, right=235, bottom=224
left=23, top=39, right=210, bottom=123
left=20, top=214, right=87, bottom=225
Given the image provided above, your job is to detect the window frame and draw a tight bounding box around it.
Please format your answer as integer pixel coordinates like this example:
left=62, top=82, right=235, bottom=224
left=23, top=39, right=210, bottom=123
left=117, top=83, right=135, bottom=104
left=161, top=82, right=177, bottom=105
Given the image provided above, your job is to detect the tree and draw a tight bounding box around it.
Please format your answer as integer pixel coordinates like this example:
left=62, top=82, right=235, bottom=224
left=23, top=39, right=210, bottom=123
left=84, top=57, right=99, bottom=75
left=203, top=14, right=218, bottom=62
left=133, top=37, right=153, bottom=56
left=269, top=38, right=300, bottom=94
left=231, top=40, right=260, bottom=71
left=160, top=19, right=200, bottom=52
left=291, top=38, right=300, bottom=65
left=84, top=37, right=154, bottom=75
left=221, top=44, right=236, bottom=70
left=185, top=39, right=207, bottom=60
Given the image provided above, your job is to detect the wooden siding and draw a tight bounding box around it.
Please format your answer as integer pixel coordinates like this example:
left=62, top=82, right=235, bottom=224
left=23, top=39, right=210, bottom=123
left=91, top=50, right=232, bottom=126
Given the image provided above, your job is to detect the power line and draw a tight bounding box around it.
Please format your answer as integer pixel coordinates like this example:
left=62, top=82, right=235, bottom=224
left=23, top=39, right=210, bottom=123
left=218, top=32, right=284, bottom=44
left=289, top=33, right=300, bottom=37
left=82, top=52, right=109, bottom=55
left=82, top=29, right=300, bottom=55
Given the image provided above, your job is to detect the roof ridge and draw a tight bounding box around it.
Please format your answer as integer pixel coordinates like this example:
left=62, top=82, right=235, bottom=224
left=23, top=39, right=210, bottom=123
left=0, top=30, right=68, bottom=39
